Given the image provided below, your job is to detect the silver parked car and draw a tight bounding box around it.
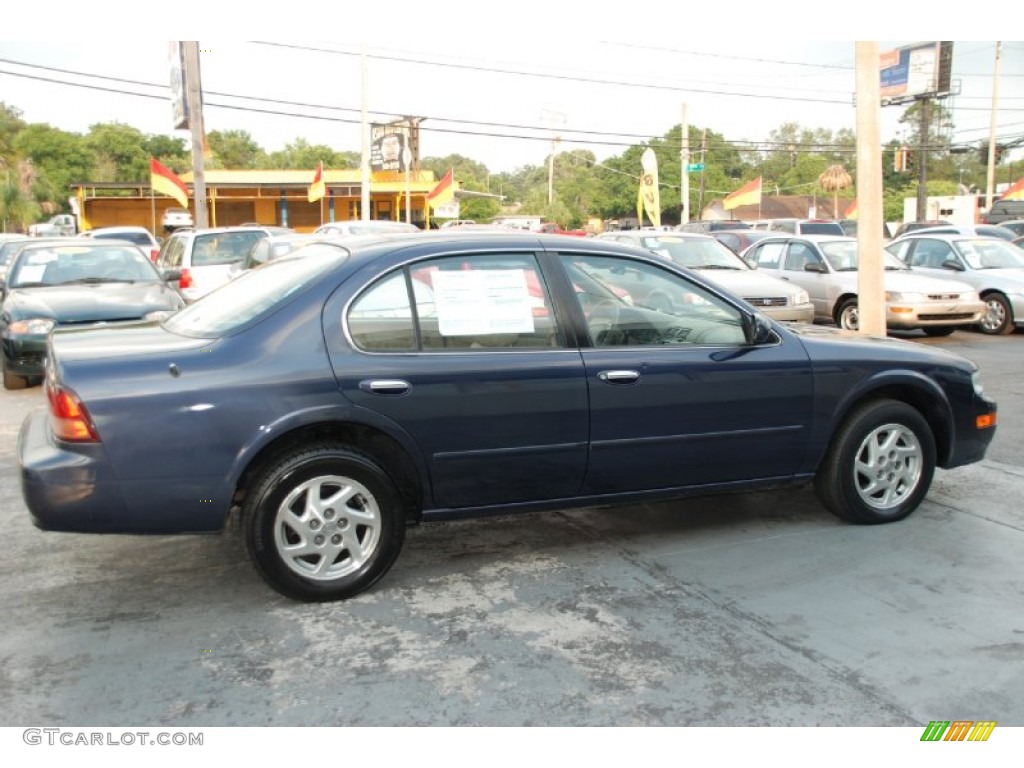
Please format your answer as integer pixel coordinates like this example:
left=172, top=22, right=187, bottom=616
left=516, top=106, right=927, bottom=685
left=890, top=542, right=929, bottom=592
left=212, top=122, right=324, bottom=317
left=597, top=231, right=814, bottom=323
left=744, top=235, right=984, bottom=335
left=314, top=220, right=421, bottom=236
left=886, top=233, right=1024, bottom=335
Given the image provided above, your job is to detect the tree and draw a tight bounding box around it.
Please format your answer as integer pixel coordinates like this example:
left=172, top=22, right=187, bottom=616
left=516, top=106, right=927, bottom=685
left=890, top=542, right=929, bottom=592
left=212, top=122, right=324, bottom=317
left=0, top=158, right=40, bottom=231
left=818, top=164, right=853, bottom=220
left=85, top=123, right=149, bottom=182
left=206, top=129, right=262, bottom=169
left=142, top=134, right=189, bottom=172
left=13, top=124, right=94, bottom=209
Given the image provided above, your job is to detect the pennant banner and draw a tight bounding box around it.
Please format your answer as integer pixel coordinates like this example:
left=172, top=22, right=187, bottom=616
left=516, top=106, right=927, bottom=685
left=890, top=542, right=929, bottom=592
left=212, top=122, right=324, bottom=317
left=150, top=157, right=189, bottom=209
left=427, top=168, right=455, bottom=211
left=723, top=176, right=762, bottom=211
left=999, top=177, right=1024, bottom=202
left=639, top=148, right=660, bottom=227
left=308, top=162, right=326, bottom=203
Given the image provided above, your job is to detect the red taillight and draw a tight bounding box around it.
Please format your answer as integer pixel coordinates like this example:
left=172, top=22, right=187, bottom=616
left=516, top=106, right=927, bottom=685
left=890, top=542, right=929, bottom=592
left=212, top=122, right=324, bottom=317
left=179, top=268, right=194, bottom=289
left=46, top=381, right=100, bottom=442
left=150, top=247, right=160, bottom=262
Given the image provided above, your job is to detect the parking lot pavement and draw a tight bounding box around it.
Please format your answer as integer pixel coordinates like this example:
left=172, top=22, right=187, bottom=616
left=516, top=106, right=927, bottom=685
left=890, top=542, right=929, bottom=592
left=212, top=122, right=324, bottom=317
left=1, top=330, right=1022, bottom=727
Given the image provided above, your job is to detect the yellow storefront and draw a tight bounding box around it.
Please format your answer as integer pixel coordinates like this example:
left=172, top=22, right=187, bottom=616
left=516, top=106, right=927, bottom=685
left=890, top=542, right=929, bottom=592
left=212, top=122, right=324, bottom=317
left=72, top=168, right=442, bottom=234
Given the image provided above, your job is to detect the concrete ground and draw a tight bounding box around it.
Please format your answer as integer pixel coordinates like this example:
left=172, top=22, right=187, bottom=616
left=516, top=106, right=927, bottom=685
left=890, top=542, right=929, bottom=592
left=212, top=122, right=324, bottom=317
left=0, top=330, right=1021, bottom=728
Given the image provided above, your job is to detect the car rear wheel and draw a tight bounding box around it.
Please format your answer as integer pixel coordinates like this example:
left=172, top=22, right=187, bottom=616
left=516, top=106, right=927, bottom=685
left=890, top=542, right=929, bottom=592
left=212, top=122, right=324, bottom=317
left=978, top=292, right=1014, bottom=335
left=836, top=299, right=859, bottom=331
left=814, top=399, right=935, bottom=524
left=244, top=444, right=405, bottom=601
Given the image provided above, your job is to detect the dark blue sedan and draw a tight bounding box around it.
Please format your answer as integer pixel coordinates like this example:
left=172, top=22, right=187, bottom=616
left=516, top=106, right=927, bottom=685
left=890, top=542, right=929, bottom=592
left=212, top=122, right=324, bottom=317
left=18, top=232, right=998, bottom=601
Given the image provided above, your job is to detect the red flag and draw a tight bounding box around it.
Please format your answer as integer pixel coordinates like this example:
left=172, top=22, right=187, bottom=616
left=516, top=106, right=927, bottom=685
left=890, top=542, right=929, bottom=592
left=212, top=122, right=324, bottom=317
left=723, top=177, right=762, bottom=211
left=844, top=200, right=858, bottom=219
left=426, top=168, right=455, bottom=210
left=150, top=157, right=189, bottom=209
left=999, top=177, right=1024, bottom=202
left=308, top=162, right=325, bottom=203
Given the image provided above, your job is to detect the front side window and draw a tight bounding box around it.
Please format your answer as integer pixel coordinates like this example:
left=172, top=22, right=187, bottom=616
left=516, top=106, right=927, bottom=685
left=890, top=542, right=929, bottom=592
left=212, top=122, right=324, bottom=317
left=348, top=253, right=562, bottom=352
left=560, top=253, right=747, bottom=347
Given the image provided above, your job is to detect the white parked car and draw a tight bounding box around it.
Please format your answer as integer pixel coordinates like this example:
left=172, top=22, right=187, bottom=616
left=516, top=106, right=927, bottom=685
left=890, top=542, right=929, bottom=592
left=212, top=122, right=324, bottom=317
left=886, top=233, right=1024, bottom=335
left=597, top=231, right=815, bottom=323
left=155, top=227, right=270, bottom=303
left=84, top=226, right=161, bottom=261
left=160, top=207, right=193, bottom=231
left=744, top=235, right=984, bottom=335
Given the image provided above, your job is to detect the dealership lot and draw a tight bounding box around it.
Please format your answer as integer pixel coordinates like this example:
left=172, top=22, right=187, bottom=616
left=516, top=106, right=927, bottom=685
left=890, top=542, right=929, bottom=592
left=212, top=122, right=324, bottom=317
left=1, top=330, right=1022, bottom=727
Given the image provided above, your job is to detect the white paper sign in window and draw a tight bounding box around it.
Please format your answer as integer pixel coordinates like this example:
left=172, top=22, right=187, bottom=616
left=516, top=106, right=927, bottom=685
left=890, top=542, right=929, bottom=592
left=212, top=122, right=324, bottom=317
left=433, top=269, right=536, bottom=336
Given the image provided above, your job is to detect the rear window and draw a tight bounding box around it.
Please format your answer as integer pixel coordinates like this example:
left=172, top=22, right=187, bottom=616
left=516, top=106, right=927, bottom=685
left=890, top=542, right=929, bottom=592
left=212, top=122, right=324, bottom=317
left=92, top=231, right=153, bottom=246
left=799, top=222, right=844, bottom=235
left=164, top=243, right=347, bottom=337
left=191, top=231, right=265, bottom=266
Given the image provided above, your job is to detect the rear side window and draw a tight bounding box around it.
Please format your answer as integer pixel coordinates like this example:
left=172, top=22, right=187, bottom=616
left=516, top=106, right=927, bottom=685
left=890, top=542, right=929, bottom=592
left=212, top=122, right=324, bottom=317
left=160, top=235, right=185, bottom=268
left=753, top=242, right=785, bottom=269
left=348, top=253, right=562, bottom=352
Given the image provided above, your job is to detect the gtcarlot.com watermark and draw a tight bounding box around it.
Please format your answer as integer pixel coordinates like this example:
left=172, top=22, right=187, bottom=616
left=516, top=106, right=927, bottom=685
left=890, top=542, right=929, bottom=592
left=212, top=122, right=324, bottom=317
left=23, top=728, right=203, bottom=746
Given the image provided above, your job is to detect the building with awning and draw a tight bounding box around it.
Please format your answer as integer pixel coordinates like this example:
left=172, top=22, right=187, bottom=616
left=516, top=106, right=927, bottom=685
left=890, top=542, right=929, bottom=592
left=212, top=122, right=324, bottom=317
left=70, top=168, right=449, bottom=234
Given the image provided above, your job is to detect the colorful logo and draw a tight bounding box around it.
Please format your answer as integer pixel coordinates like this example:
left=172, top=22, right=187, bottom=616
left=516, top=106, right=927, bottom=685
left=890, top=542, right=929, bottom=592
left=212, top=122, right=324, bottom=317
left=921, top=721, right=997, bottom=741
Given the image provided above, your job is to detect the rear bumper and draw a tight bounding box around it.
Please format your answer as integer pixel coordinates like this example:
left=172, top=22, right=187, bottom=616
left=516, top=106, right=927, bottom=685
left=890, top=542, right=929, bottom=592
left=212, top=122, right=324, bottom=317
left=18, top=407, right=129, bottom=532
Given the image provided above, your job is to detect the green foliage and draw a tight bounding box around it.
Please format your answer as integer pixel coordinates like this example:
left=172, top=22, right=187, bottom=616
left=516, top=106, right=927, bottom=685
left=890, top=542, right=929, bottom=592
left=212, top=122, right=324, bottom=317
left=85, top=123, right=149, bottom=182
left=262, top=138, right=356, bottom=170
left=206, top=129, right=261, bottom=170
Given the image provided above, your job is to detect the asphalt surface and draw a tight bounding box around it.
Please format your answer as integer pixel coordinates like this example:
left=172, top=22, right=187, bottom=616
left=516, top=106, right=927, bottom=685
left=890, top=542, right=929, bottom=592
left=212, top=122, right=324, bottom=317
left=0, top=329, right=1021, bottom=727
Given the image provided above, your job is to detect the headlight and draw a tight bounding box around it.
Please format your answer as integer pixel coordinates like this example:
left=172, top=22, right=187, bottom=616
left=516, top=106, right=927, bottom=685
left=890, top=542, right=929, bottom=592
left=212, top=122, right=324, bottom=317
left=8, top=318, right=55, bottom=335
left=972, top=371, right=985, bottom=397
left=144, top=309, right=178, bottom=322
left=885, top=291, right=924, bottom=303
left=792, top=290, right=810, bottom=306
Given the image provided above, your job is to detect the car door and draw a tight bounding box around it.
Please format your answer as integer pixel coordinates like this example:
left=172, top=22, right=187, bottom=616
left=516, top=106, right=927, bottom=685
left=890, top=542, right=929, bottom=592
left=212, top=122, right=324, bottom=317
left=778, top=240, right=834, bottom=320
left=334, top=250, right=589, bottom=510
left=554, top=251, right=814, bottom=495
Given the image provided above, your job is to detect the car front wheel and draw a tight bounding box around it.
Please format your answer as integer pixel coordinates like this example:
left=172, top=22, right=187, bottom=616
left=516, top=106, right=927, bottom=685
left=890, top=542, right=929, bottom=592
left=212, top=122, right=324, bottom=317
left=814, top=399, right=935, bottom=524
left=244, top=444, right=406, bottom=601
left=836, top=298, right=859, bottom=331
left=978, top=292, right=1014, bottom=335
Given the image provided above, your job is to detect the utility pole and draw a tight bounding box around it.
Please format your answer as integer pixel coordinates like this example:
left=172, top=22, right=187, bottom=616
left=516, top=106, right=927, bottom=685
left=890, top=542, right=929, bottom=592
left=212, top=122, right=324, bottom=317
left=855, top=41, right=886, bottom=337
left=542, top=110, right=565, bottom=208
left=680, top=103, right=690, bottom=225
left=182, top=42, right=208, bottom=229
left=915, top=97, right=930, bottom=221
left=986, top=42, right=1002, bottom=211
left=360, top=44, right=371, bottom=221
left=698, top=128, right=708, bottom=217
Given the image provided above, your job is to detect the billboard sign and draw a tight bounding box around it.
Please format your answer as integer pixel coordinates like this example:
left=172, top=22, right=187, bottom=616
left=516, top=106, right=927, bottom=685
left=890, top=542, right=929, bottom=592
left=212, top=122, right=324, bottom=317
left=880, top=42, right=953, bottom=106
left=371, top=122, right=411, bottom=172
left=169, top=41, right=189, bottom=130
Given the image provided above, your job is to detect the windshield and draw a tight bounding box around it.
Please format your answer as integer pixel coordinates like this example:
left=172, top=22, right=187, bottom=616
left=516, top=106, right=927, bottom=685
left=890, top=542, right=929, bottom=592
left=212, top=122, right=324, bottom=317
left=164, top=242, right=347, bottom=336
left=819, top=241, right=907, bottom=272
left=955, top=238, right=1024, bottom=269
left=641, top=236, right=748, bottom=270
left=7, top=244, right=160, bottom=287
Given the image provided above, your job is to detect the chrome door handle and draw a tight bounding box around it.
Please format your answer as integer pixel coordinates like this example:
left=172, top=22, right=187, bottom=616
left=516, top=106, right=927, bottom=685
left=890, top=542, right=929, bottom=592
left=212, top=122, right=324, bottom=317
left=597, top=370, right=640, bottom=384
left=360, top=379, right=411, bottom=395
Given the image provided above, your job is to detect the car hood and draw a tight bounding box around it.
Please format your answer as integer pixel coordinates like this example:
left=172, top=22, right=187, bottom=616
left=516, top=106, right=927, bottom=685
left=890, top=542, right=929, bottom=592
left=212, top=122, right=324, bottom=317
left=695, top=268, right=803, bottom=298
left=785, top=322, right=976, bottom=368
left=830, top=270, right=975, bottom=294
left=6, top=282, right=182, bottom=322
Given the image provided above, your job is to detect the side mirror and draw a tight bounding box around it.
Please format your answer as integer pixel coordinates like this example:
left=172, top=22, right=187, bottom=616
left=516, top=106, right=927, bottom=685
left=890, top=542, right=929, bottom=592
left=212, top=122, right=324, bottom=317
left=161, top=268, right=182, bottom=282
left=941, top=259, right=965, bottom=271
left=743, top=311, right=776, bottom=345
left=804, top=261, right=827, bottom=273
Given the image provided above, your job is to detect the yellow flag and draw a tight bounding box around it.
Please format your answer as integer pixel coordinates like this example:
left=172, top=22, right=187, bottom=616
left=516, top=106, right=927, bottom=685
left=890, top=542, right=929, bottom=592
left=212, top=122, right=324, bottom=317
left=639, top=148, right=660, bottom=227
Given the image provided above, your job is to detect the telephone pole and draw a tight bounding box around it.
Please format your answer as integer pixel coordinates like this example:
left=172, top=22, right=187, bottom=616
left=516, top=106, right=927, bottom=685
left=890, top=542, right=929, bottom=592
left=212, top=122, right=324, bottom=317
left=986, top=42, right=1002, bottom=210
left=680, top=103, right=690, bottom=225
left=182, top=42, right=208, bottom=229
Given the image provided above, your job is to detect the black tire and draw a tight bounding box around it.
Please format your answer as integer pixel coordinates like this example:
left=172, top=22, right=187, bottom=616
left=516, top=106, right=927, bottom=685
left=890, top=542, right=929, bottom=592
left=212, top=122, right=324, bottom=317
left=244, top=444, right=405, bottom=601
left=2, top=358, right=29, bottom=390
left=835, top=298, right=859, bottom=331
left=922, top=326, right=956, bottom=337
left=978, top=292, right=1014, bottom=335
left=814, top=399, right=936, bottom=524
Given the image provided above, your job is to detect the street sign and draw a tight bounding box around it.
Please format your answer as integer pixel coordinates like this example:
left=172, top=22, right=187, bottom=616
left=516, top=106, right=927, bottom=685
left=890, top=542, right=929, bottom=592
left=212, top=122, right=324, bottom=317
left=686, top=163, right=705, bottom=172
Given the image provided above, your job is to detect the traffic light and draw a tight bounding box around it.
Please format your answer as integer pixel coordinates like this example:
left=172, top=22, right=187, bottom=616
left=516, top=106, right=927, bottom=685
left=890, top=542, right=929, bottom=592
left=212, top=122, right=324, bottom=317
left=978, top=143, right=1004, bottom=164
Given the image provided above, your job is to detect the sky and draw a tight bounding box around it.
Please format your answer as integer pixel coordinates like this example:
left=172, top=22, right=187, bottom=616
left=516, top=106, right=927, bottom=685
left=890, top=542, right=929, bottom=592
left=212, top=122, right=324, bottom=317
left=1, top=6, right=1022, bottom=179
